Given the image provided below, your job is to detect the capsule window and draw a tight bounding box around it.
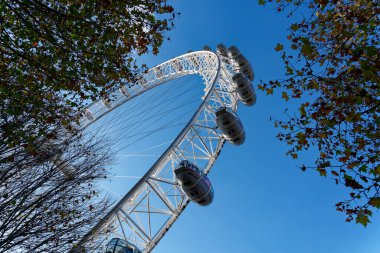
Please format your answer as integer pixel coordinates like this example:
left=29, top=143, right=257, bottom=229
left=223, top=120, right=230, bottom=126
left=184, top=181, right=191, bottom=186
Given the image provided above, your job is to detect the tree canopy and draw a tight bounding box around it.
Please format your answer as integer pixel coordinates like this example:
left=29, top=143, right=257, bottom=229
left=0, top=129, right=112, bottom=252
left=259, top=0, right=379, bottom=226
left=0, top=0, right=176, bottom=152
left=1, top=1, right=177, bottom=251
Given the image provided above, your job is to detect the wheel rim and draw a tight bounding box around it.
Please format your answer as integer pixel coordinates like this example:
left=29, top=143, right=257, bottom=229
left=74, top=50, right=241, bottom=253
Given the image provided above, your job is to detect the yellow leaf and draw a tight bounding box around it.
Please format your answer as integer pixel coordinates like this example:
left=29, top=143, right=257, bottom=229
left=300, top=105, right=307, bottom=117
left=375, top=165, right=380, bottom=175
left=282, top=92, right=289, bottom=101
left=275, top=43, right=284, bottom=52
left=318, top=168, right=327, bottom=177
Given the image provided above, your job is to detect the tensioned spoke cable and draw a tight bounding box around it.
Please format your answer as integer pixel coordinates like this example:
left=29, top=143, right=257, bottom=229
left=85, top=83, right=176, bottom=138
left=120, top=140, right=173, bottom=156
left=86, top=85, right=176, bottom=137
left=116, top=155, right=158, bottom=157
left=113, top=99, right=199, bottom=153
left=99, top=184, right=122, bottom=198
left=116, top=80, right=201, bottom=135
left=101, top=82, right=177, bottom=129
left=112, top=176, right=142, bottom=179
left=115, top=122, right=188, bottom=153
left=86, top=75, right=203, bottom=155
left=113, top=106, right=197, bottom=152
left=85, top=96, right=194, bottom=156
left=117, top=122, right=186, bottom=141
left=87, top=75, right=198, bottom=136
left=109, top=96, right=200, bottom=142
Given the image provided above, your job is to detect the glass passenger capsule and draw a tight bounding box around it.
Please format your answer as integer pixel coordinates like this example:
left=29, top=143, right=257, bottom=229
left=105, top=238, right=142, bottom=253
left=174, top=160, right=214, bottom=206
left=228, top=46, right=254, bottom=81
left=216, top=43, right=229, bottom=58
left=232, top=73, right=256, bottom=106
left=215, top=107, right=245, bottom=145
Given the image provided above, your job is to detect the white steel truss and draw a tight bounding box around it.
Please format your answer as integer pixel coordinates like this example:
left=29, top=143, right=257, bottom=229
left=74, top=51, right=240, bottom=253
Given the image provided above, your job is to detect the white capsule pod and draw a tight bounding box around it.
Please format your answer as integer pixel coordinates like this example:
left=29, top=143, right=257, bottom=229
left=215, top=107, right=245, bottom=145
left=239, top=64, right=254, bottom=81
left=233, top=53, right=248, bottom=65
left=175, top=160, right=214, bottom=206
left=216, top=43, right=229, bottom=58
left=137, top=75, right=148, bottom=87
left=232, top=73, right=256, bottom=106
left=119, top=85, right=130, bottom=96
left=84, top=109, right=94, bottom=121
left=233, top=54, right=254, bottom=81
left=105, top=238, right=142, bottom=253
left=171, top=58, right=183, bottom=72
left=102, top=98, right=111, bottom=108
left=203, top=45, right=212, bottom=51
left=155, top=66, right=164, bottom=79
left=228, top=45, right=240, bottom=59
left=228, top=45, right=254, bottom=81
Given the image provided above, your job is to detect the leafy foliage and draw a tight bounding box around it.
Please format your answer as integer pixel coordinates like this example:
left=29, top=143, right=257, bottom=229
left=259, top=0, right=379, bottom=225
left=0, top=1, right=177, bottom=251
left=0, top=0, right=176, bottom=151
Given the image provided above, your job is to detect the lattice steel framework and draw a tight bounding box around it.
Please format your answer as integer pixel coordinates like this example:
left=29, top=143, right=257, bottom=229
left=74, top=50, right=241, bottom=253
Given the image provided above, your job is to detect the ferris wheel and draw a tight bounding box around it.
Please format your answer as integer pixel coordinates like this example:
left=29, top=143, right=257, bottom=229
left=71, top=44, right=256, bottom=253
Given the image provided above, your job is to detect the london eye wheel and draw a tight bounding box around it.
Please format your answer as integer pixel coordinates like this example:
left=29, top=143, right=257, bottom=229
left=72, top=44, right=256, bottom=253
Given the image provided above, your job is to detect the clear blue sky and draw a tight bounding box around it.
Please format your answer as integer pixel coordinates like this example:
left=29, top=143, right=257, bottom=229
left=99, top=0, right=380, bottom=252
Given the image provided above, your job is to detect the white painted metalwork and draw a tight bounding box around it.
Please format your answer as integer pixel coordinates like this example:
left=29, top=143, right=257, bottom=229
left=74, top=50, right=245, bottom=253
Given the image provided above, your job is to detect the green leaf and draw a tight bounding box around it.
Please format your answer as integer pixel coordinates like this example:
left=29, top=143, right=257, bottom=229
left=301, top=44, right=313, bottom=57
left=359, top=165, right=367, bottom=173
left=369, top=198, right=380, bottom=208
left=344, top=174, right=353, bottom=180
left=286, top=66, right=294, bottom=75
left=290, top=23, right=299, bottom=31
left=282, top=91, right=289, bottom=101
left=356, top=214, right=370, bottom=227
left=299, top=105, right=306, bottom=117
left=258, top=0, right=266, bottom=5
left=296, top=132, right=305, bottom=139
